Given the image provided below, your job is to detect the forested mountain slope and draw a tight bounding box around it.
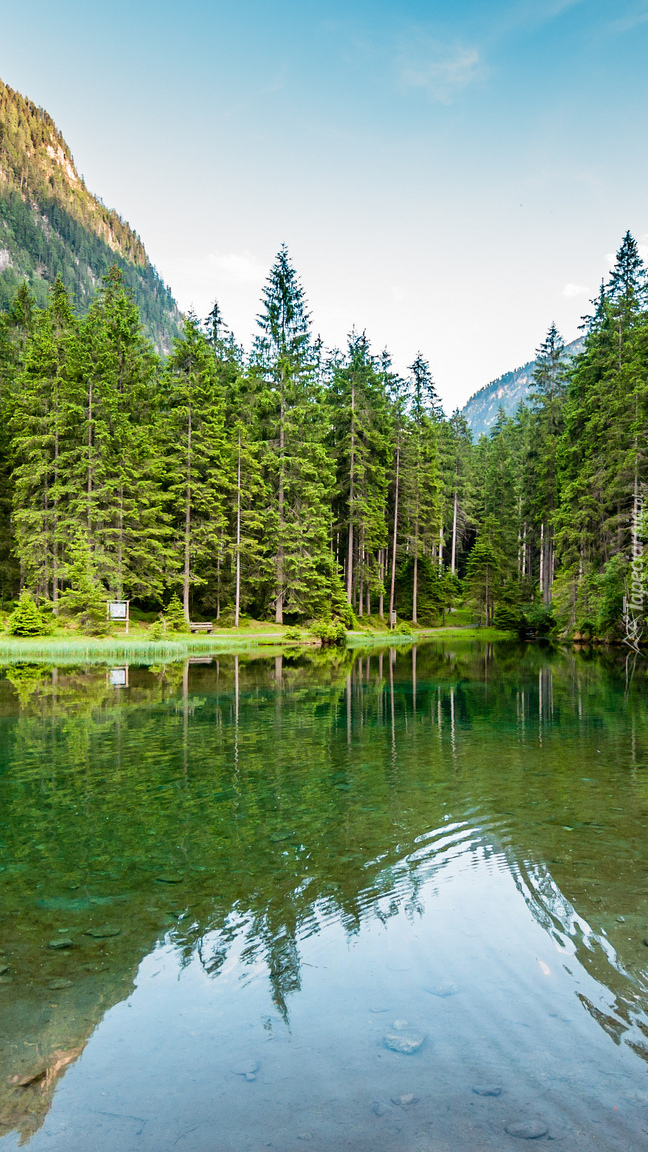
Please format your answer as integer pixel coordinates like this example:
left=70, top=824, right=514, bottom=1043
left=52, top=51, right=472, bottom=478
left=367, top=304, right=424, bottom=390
left=0, top=79, right=181, bottom=350
left=462, top=336, right=584, bottom=439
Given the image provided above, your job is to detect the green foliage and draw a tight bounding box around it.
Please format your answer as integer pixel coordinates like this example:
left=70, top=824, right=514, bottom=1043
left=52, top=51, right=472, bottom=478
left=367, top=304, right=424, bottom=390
left=7, top=589, right=51, bottom=636
left=58, top=537, right=108, bottom=634
left=396, top=554, right=447, bottom=625
left=310, top=619, right=347, bottom=646
left=523, top=602, right=557, bottom=638
left=164, top=593, right=190, bottom=634
left=0, top=225, right=646, bottom=645
left=0, top=79, right=181, bottom=350
left=465, top=515, right=504, bottom=626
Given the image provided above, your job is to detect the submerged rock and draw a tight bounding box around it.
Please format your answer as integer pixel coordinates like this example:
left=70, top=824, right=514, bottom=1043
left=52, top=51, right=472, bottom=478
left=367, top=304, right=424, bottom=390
left=48, top=938, right=73, bottom=950
left=392, top=1093, right=418, bottom=1106
left=427, top=982, right=459, bottom=998
left=48, top=978, right=73, bottom=990
left=505, top=1119, right=549, bottom=1139
left=371, top=1100, right=392, bottom=1117
left=231, top=1059, right=259, bottom=1081
left=472, top=1085, right=502, bottom=1096
left=85, top=926, right=121, bottom=938
left=383, top=1031, right=426, bottom=1054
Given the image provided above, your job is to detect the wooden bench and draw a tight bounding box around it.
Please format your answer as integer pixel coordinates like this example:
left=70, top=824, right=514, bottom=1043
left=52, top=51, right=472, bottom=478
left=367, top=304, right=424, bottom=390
left=189, top=622, right=214, bottom=634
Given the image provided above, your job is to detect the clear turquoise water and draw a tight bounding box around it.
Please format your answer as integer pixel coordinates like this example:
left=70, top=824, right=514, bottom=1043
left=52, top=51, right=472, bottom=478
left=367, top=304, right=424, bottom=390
left=0, top=641, right=647, bottom=1150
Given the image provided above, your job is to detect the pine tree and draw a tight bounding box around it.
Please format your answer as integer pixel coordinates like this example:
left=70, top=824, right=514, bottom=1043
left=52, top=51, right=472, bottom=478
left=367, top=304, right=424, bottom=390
left=163, top=315, right=228, bottom=620
left=7, top=589, right=50, bottom=636
left=401, top=353, right=443, bottom=623
left=58, top=535, right=108, bottom=634
left=65, top=267, right=166, bottom=600
left=253, top=246, right=342, bottom=622
left=330, top=331, right=392, bottom=618
left=465, top=515, right=504, bottom=625
left=10, top=276, right=76, bottom=601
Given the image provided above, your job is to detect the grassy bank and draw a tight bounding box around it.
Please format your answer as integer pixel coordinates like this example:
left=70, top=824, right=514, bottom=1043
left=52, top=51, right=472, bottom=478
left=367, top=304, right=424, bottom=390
left=0, top=621, right=517, bottom=664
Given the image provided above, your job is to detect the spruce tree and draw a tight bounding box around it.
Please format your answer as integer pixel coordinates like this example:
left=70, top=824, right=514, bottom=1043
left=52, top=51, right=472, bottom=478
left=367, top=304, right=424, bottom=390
left=163, top=316, right=228, bottom=620
left=401, top=354, right=443, bottom=623
left=253, top=246, right=343, bottom=622
left=330, top=331, right=392, bottom=617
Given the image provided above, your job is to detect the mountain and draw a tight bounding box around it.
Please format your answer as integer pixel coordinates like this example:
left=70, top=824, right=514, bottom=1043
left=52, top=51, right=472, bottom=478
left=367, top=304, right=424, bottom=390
left=461, top=336, right=584, bottom=439
left=0, top=78, right=181, bottom=350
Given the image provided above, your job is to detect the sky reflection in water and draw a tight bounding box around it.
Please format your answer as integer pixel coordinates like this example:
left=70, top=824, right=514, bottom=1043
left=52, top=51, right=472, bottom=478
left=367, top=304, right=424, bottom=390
left=0, top=640, right=647, bottom=1151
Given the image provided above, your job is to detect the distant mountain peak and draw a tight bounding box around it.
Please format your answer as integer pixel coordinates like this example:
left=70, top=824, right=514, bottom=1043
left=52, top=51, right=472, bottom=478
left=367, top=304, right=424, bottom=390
left=461, top=337, right=584, bottom=439
left=0, top=77, right=181, bottom=350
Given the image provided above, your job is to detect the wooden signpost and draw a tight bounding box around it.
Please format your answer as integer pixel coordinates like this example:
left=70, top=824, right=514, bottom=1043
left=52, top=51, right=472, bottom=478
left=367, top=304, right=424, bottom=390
left=107, top=600, right=130, bottom=634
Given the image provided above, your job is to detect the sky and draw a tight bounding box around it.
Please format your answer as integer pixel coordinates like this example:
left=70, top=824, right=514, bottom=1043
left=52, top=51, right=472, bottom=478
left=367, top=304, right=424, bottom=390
left=2, top=0, right=648, bottom=410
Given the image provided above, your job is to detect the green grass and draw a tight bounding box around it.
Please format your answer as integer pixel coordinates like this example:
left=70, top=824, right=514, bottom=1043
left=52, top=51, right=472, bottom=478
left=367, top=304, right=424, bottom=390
left=0, top=618, right=517, bottom=665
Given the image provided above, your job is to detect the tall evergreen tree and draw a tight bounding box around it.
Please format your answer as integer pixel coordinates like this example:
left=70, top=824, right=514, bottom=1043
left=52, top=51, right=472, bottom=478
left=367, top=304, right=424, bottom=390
left=401, top=354, right=442, bottom=623
left=163, top=316, right=228, bottom=619
left=253, top=246, right=343, bottom=622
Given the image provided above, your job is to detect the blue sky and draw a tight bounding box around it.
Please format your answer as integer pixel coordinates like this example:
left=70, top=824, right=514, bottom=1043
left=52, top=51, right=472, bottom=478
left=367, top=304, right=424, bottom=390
left=3, top=0, right=648, bottom=407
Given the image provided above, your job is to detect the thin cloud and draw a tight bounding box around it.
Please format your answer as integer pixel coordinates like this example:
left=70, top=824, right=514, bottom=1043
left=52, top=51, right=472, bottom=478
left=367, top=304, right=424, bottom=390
left=398, top=39, right=485, bottom=104
left=211, top=252, right=267, bottom=284
left=562, top=283, right=589, bottom=298
left=608, top=2, right=648, bottom=35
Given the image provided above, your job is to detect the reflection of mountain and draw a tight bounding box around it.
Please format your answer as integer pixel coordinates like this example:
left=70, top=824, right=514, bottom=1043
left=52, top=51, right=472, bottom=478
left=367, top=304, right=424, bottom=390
left=512, top=860, right=648, bottom=1061
left=0, top=642, right=647, bottom=1141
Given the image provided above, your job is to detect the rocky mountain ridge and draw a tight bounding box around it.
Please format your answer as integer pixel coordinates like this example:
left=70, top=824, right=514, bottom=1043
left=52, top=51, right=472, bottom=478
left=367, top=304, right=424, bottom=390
left=0, top=78, right=181, bottom=350
left=461, top=336, right=584, bottom=439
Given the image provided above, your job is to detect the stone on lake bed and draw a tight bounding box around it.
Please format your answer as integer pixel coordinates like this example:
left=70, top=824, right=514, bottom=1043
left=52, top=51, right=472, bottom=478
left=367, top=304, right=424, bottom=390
left=392, top=1093, right=417, bottom=1106
left=155, top=875, right=184, bottom=884
left=472, top=1085, right=502, bottom=1096
left=0, top=976, right=12, bottom=985
left=372, top=1100, right=391, bottom=1117
left=392, top=1019, right=409, bottom=1030
left=48, top=978, right=73, bottom=990
left=231, top=1060, right=259, bottom=1080
left=426, top=982, right=459, bottom=997
left=383, top=1031, right=426, bottom=1054
left=85, top=926, right=121, bottom=938
left=48, top=938, right=73, bottom=950
left=505, top=1120, right=549, bottom=1139
left=0, top=965, right=8, bottom=975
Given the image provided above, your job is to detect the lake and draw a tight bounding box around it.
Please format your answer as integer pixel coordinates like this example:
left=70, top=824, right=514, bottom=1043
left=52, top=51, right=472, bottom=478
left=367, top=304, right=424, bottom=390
left=0, top=640, right=647, bottom=1151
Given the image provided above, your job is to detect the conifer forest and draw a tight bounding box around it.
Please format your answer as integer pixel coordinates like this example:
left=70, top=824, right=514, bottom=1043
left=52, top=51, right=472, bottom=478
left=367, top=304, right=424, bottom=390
left=0, top=233, right=646, bottom=640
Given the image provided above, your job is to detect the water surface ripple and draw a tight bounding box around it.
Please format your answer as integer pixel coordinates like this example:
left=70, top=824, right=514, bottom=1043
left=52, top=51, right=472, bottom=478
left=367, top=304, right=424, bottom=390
left=0, top=641, right=647, bottom=1150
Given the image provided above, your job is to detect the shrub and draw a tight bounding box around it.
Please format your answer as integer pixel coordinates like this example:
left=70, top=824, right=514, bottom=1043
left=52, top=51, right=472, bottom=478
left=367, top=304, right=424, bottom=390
left=7, top=590, right=51, bottom=636
left=493, top=603, right=525, bottom=633
left=164, top=593, right=190, bottom=634
left=311, top=619, right=347, bottom=646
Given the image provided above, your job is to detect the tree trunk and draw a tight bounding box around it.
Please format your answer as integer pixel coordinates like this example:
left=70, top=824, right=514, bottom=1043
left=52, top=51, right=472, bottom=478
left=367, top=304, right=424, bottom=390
left=235, top=432, right=242, bottom=628
left=539, top=521, right=544, bottom=601
left=117, top=483, right=124, bottom=601
left=451, top=482, right=458, bottom=575
left=276, top=389, right=285, bottom=624
left=183, top=406, right=192, bottom=622
left=378, top=549, right=384, bottom=618
left=53, top=404, right=59, bottom=607
left=346, top=381, right=355, bottom=604
left=87, top=379, right=93, bottom=532
left=412, top=550, right=418, bottom=625
left=389, top=443, right=400, bottom=628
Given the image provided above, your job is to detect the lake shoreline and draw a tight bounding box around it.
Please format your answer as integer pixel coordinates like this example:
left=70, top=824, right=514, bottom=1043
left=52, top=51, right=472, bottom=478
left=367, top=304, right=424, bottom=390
left=0, top=624, right=516, bottom=663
